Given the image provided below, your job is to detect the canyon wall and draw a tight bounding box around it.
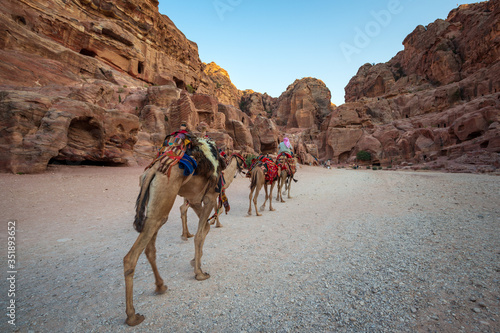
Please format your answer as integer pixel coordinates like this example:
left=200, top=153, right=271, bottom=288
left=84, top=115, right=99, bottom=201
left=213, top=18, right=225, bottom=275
left=0, top=0, right=498, bottom=173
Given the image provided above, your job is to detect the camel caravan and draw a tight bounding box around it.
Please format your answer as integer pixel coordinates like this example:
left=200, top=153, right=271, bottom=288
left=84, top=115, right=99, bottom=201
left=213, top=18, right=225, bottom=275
left=123, top=123, right=298, bottom=326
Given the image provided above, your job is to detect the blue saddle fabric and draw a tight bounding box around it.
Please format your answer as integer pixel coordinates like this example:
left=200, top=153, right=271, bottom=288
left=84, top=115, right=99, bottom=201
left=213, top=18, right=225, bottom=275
left=178, top=154, right=197, bottom=176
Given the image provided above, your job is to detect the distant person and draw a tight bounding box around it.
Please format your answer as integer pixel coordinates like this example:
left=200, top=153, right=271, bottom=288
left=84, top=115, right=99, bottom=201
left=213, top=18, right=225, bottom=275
left=278, top=137, right=293, bottom=155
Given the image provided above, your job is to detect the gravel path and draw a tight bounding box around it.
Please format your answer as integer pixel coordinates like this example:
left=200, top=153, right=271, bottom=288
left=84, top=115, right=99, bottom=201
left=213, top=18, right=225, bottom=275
left=0, top=165, right=499, bottom=332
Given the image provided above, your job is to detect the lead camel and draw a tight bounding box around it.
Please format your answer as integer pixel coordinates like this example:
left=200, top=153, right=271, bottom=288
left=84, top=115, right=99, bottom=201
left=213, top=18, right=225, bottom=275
left=123, top=135, right=225, bottom=326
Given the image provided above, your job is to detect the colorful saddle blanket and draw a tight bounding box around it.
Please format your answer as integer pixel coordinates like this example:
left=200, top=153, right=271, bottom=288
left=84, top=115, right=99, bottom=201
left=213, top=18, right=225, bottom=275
left=248, top=155, right=278, bottom=183
left=277, top=152, right=296, bottom=175
left=145, top=131, right=197, bottom=177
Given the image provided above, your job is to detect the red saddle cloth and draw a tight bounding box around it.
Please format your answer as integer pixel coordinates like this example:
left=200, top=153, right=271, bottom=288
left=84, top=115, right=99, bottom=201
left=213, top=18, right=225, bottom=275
left=248, top=155, right=278, bottom=183
left=277, top=153, right=296, bottom=175
left=277, top=152, right=293, bottom=159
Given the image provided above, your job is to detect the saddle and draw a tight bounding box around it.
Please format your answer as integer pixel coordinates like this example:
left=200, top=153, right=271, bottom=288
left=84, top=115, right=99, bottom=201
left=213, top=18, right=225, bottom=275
left=277, top=152, right=296, bottom=175
left=247, top=155, right=278, bottom=183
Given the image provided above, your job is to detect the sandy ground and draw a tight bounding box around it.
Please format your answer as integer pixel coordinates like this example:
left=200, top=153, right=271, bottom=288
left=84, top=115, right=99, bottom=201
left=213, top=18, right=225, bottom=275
left=0, top=164, right=499, bottom=332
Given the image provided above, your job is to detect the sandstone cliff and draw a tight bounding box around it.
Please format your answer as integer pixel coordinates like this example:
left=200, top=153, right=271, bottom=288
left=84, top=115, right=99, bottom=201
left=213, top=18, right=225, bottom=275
left=0, top=0, right=262, bottom=172
left=203, top=62, right=241, bottom=108
left=323, top=1, right=500, bottom=172
left=0, top=0, right=498, bottom=173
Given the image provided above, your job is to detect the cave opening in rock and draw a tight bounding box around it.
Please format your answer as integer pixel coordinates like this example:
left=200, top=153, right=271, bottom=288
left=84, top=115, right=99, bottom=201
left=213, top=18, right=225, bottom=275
left=48, top=158, right=126, bottom=167
left=260, top=142, right=277, bottom=154
left=338, top=151, right=350, bottom=163
left=138, top=61, right=144, bottom=74
left=480, top=140, right=489, bottom=149
left=51, top=117, right=106, bottom=166
left=173, top=77, right=185, bottom=90
left=466, top=131, right=483, bottom=141
left=80, top=49, right=97, bottom=57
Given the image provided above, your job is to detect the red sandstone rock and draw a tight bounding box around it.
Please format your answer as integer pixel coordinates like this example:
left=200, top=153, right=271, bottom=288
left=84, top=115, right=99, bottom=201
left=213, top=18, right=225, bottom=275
left=275, top=78, right=333, bottom=129
left=203, top=62, right=241, bottom=107
left=0, top=0, right=498, bottom=173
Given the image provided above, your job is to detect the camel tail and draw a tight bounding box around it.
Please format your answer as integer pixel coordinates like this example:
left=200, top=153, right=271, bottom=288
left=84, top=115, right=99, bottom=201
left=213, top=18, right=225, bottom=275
left=250, top=170, right=258, bottom=190
left=293, top=178, right=298, bottom=183
left=134, top=169, right=156, bottom=233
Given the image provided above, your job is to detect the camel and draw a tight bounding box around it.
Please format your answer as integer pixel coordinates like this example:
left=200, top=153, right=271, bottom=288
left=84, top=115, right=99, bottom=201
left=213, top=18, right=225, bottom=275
left=276, top=153, right=297, bottom=200
left=247, top=156, right=278, bottom=216
left=282, top=158, right=298, bottom=199
left=123, top=135, right=226, bottom=326
left=180, top=153, right=247, bottom=240
left=276, top=157, right=288, bottom=203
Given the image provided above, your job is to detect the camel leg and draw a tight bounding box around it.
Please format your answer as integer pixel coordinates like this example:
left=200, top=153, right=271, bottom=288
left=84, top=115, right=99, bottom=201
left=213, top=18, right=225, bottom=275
left=145, top=231, right=167, bottom=294
left=276, top=175, right=281, bottom=201
left=180, top=199, right=193, bottom=241
left=124, top=224, right=161, bottom=326
left=278, top=173, right=286, bottom=202
left=190, top=201, right=215, bottom=280
left=248, top=185, right=254, bottom=215
left=253, top=182, right=263, bottom=216
left=248, top=183, right=262, bottom=216
left=215, top=206, right=223, bottom=228
left=260, top=184, right=269, bottom=211
left=269, top=182, right=276, bottom=211
left=287, top=175, right=293, bottom=199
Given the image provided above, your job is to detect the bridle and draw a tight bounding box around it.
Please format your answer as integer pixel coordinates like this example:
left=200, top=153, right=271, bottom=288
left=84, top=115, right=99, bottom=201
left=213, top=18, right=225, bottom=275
left=231, top=152, right=247, bottom=175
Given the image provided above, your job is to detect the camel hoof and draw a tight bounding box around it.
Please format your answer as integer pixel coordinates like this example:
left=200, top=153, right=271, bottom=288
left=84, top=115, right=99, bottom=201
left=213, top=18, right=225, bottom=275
left=215, top=224, right=223, bottom=228
left=195, top=272, right=211, bottom=281
left=126, top=313, right=145, bottom=326
left=256, top=213, right=262, bottom=216
left=270, top=208, right=276, bottom=211
left=155, top=284, right=168, bottom=294
left=180, top=233, right=194, bottom=241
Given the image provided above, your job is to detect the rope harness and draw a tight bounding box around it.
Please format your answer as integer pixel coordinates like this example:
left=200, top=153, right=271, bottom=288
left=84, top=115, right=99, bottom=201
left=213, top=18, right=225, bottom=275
left=207, top=153, right=248, bottom=224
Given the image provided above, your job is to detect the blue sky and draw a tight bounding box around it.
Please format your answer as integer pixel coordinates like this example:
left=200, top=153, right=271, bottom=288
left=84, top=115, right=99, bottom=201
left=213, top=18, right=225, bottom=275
left=158, top=0, right=478, bottom=106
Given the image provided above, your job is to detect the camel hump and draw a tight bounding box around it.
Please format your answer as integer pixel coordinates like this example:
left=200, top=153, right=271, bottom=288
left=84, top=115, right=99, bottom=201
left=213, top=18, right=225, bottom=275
left=191, top=138, right=224, bottom=181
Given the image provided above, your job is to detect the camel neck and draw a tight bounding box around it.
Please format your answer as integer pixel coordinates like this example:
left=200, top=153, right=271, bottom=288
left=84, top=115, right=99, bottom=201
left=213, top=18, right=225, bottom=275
left=223, top=157, right=240, bottom=189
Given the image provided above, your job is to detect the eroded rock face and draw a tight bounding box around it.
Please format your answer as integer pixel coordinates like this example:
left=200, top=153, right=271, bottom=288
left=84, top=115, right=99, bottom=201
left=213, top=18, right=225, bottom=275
left=323, top=1, right=500, bottom=170
left=0, top=89, right=140, bottom=173
left=275, top=78, right=333, bottom=129
left=218, top=104, right=254, bottom=153
left=345, top=1, right=500, bottom=103
left=203, top=62, right=241, bottom=107
left=0, top=0, right=498, bottom=173
left=1, top=0, right=214, bottom=92
left=240, top=90, right=277, bottom=119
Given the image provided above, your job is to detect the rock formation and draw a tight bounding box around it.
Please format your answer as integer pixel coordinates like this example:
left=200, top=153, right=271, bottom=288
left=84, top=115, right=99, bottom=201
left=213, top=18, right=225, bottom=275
left=0, top=0, right=498, bottom=173
left=240, top=90, right=277, bottom=119
left=275, top=78, right=333, bottom=129
left=323, top=1, right=500, bottom=172
left=203, top=62, right=241, bottom=108
left=0, top=0, right=260, bottom=172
